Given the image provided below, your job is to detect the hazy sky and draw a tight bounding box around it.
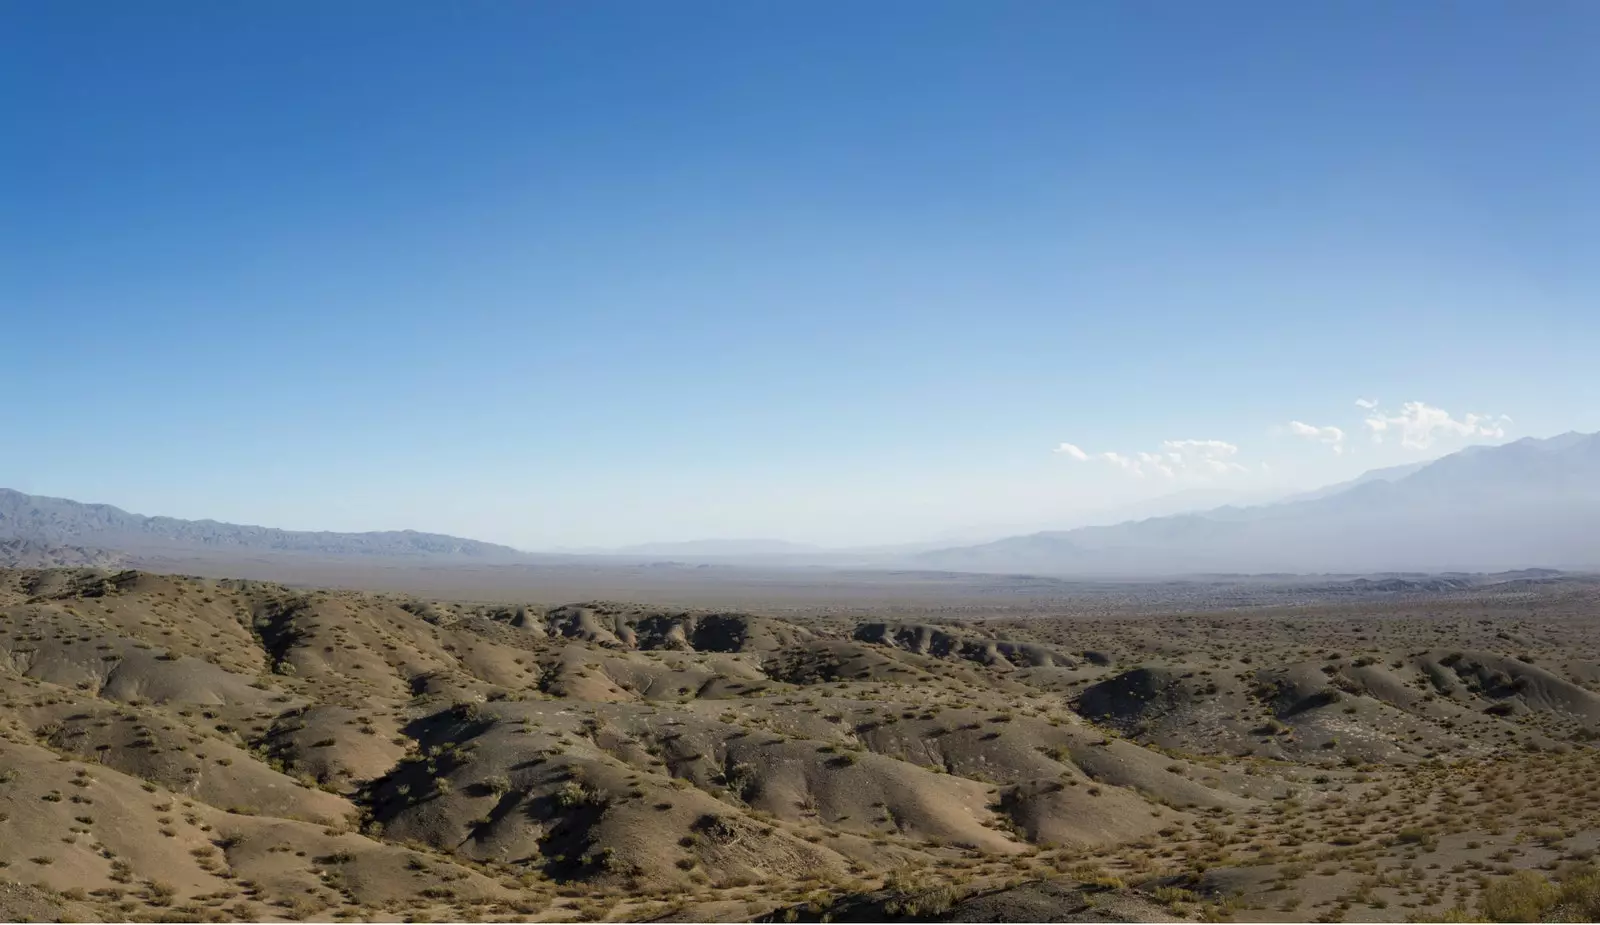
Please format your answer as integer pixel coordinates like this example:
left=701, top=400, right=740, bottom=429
left=4, top=2, right=1598, bottom=549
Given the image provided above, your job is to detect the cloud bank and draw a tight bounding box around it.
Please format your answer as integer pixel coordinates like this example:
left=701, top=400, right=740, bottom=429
left=1361, top=401, right=1510, bottom=450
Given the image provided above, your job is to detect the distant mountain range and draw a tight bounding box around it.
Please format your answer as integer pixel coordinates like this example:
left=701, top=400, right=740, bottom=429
left=1275, top=460, right=1430, bottom=503
left=4, top=432, right=1597, bottom=576
left=556, top=489, right=1291, bottom=565
left=0, top=538, right=126, bottom=570
left=0, top=488, right=527, bottom=562
left=914, top=432, right=1600, bottom=575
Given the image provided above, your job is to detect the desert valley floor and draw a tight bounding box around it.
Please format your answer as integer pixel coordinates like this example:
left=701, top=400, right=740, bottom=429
left=4, top=565, right=1600, bottom=922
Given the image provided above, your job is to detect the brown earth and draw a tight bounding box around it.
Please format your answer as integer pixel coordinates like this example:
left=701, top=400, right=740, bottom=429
left=3, top=564, right=1600, bottom=921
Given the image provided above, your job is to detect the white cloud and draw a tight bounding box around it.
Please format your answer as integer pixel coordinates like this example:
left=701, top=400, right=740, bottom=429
left=1059, top=439, right=1248, bottom=479
left=1354, top=398, right=1378, bottom=410
left=1362, top=401, right=1511, bottom=450
left=1099, top=450, right=1176, bottom=478
left=1164, top=439, right=1250, bottom=475
left=1287, top=420, right=1346, bottom=454
left=1098, top=450, right=1145, bottom=473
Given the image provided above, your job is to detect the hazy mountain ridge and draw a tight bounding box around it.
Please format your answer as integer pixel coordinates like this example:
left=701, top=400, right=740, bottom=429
left=555, top=490, right=1293, bottom=567
left=917, top=432, right=1600, bottom=575
left=4, top=432, right=1597, bottom=575
left=0, top=537, right=126, bottom=569
left=0, top=488, right=528, bottom=561
left=1276, top=459, right=1430, bottom=503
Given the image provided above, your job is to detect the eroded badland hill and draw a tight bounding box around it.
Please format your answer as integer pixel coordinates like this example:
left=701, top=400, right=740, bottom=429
left=4, top=566, right=1600, bottom=922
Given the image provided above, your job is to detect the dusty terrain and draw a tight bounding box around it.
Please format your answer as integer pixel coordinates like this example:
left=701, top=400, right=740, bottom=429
left=3, top=565, right=1600, bottom=922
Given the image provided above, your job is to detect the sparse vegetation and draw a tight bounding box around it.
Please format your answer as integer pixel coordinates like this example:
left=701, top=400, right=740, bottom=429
left=0, top=564, right=1598, bottom=922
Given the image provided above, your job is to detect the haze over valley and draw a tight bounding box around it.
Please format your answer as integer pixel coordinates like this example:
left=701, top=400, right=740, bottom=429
left=8, top=431, right=1599, bottom=582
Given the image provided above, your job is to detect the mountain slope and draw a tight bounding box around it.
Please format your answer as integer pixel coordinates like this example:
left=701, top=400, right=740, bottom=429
left=0, top=488, right=527, bottom=561
left=917, top=433, right=1600, bottom=575
left=0, top=537, right=126, bottom=569
left=1277, top=459, right=1429, bottom=503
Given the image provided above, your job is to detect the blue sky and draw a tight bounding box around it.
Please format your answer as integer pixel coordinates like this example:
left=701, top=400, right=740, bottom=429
left=4, top=1, right=1597, bottom=548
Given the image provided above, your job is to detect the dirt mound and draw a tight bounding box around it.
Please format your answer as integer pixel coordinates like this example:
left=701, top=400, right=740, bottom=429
left=853, top=622, right=1076, bottom=669
left=1076, top=667, right=1193, bottom=727
left=536, top=604, right=817, bottom=656
left=1426, top=650, right=1600, bottom=723
left=1073, top=665, right=1276, bottom=758
left=766, top=638, right=952, bottom=686
left=1071, top=650, right=1575, bottom=764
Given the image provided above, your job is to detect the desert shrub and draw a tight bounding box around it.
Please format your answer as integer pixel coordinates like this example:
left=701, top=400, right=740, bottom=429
left=1068, top=862, right=1125, bottom=888
left=553, top=781, right=595, bottom=808
left=145, top=881, right=177, bottom=907
left=888, top=884, right=957, bottom=917
left=1554, top=865, right=1600, bottom=921
left=722, top=761, right=759, bottom=800
left=881, top=868, right=959, bottom=917
left=1478, top=870, right=1557, bottom=922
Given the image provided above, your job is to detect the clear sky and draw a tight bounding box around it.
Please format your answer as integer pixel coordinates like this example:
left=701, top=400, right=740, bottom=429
left=4, top=1, right=1597, bottom=549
